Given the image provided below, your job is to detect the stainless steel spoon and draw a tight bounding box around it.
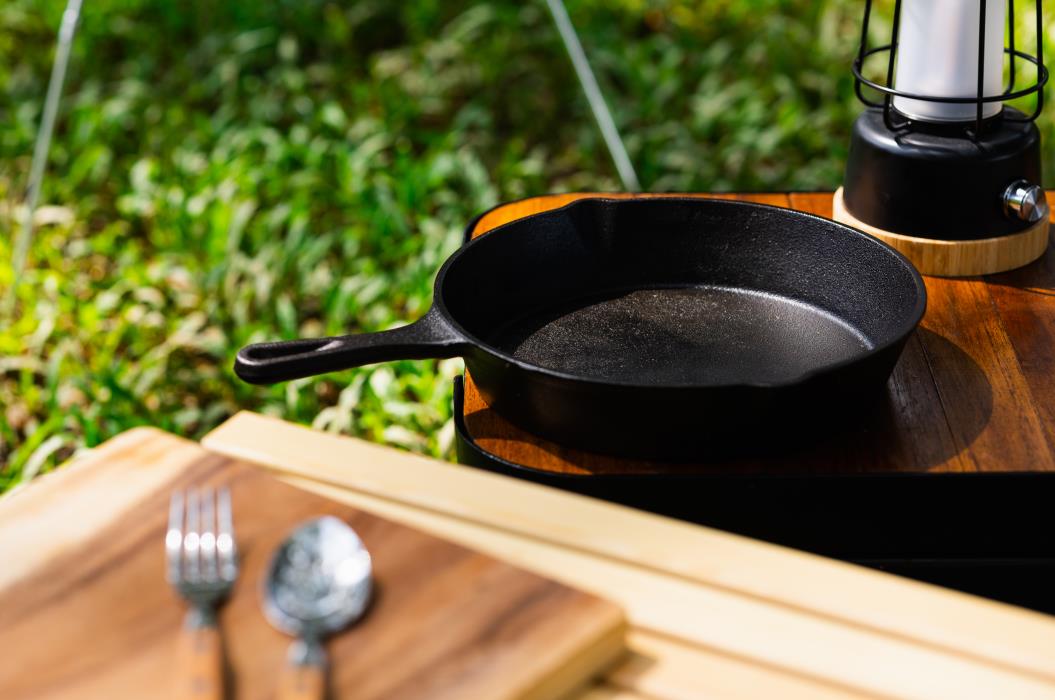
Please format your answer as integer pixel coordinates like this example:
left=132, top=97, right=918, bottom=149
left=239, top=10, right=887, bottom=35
left=263, top=516, right=373, bottom=700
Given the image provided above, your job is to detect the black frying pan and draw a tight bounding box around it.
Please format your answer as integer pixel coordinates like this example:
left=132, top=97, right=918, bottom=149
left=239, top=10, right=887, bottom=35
left=236, top=198, right=926, bottom=459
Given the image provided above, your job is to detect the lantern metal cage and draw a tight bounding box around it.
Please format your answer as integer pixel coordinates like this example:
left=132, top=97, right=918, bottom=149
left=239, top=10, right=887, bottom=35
left=851, top=0, right=1048, bottom=138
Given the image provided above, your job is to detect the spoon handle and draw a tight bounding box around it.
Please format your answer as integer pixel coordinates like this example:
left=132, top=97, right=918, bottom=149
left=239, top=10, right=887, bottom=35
left=277, top=663, right=324, bottom=700
left=278, top=639, right=326, bottom=700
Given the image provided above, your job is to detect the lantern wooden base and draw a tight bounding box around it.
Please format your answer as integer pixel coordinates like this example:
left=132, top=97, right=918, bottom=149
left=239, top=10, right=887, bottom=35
left=833, top=187, right=1050, bottom=277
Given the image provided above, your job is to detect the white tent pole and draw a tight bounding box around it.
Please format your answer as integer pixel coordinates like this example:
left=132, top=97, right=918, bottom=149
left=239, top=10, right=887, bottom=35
left=543, top=0, right=641, bottom=191
left=7, top=0, right=84, bottom=311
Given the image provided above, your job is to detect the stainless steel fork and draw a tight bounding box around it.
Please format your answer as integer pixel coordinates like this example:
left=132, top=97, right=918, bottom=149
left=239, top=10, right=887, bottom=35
left=167, top=487, right=238, bottom=700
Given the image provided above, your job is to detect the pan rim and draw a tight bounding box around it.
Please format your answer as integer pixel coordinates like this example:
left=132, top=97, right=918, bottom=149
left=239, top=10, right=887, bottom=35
left=438, top=196, right=928, bottom=390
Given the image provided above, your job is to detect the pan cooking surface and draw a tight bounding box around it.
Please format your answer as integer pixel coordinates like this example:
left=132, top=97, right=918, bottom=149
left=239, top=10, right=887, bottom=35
left=489, top=286, right=873, bottom=385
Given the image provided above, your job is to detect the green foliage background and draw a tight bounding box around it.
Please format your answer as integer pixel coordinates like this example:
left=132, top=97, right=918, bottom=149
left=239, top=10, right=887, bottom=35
left=1, top=0, right=1052, bottom=489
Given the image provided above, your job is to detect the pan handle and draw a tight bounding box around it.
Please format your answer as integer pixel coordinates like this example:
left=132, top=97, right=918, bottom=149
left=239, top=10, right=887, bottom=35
left=234, top=308, right=469, bottom=385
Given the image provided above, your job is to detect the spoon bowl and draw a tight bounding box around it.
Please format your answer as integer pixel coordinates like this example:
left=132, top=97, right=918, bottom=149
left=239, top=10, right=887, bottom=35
left=263, top=516, right=373, bottom=698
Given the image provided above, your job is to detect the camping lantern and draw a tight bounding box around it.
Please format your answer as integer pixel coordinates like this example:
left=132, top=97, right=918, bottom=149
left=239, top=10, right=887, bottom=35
left=833, top=0, right=1050, bottom=276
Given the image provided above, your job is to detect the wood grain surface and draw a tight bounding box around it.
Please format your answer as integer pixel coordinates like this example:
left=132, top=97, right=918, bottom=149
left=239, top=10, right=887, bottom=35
left=462, top=191, right=1055, bottom=475
left=0, top=438, right=625, bottom=700
left=204, top=412, right=1055, bottom=700
left=5, top=418, right=1055, bottom=700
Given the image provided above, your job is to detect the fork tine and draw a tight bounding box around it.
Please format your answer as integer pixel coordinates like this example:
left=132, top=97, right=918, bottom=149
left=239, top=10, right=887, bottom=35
left=184, top=489, right=201, bottom=582
left=200, top=486, right=217, bottom=582
left=166, top=490, right=184, bottom=583
left=217, top=486, right=237, bottom=581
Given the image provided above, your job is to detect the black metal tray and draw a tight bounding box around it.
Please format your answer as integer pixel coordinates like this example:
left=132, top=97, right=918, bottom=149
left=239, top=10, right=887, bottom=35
left=453, top=376, right=1055, bottom=613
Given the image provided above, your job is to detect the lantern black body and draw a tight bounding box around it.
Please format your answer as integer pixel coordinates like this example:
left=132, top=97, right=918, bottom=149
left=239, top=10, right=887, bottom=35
left=839, top=0, right=1049, bottom=251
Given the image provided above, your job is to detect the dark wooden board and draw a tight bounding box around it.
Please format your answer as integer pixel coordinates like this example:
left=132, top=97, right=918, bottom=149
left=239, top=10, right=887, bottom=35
left=463, top=192, right=1055, bottom=476
left=0, top=454, right=625, bottom=700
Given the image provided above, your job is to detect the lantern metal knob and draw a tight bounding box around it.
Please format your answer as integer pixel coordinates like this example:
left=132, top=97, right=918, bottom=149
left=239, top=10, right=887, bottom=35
left=1003, top=180, right=1050, bottom=223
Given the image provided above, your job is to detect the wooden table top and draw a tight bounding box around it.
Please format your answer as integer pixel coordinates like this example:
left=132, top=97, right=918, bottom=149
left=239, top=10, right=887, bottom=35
left=463, top=191, right=1055, bottom=475
left=0, top=451, right=624, bottom=700
left=6, top=413, right=1055, bottom=698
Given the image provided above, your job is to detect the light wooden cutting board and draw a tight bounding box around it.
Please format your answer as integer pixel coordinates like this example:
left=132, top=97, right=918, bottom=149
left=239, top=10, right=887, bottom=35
left=0, top=454, right=625, bottom=700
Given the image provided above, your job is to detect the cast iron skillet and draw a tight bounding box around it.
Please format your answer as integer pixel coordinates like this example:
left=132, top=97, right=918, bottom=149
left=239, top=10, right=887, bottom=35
left=236, top=198, right=926, bottom=459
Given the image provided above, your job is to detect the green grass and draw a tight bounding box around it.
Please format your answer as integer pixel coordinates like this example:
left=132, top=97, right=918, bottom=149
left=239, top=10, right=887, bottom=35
left=1, top=0, right=1052, bottom=490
